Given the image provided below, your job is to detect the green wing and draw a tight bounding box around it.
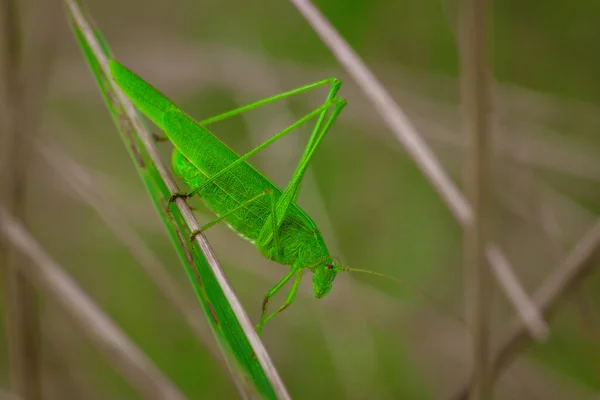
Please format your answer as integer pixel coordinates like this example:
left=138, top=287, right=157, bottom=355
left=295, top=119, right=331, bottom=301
left=109, top=59, right=178, bottom=130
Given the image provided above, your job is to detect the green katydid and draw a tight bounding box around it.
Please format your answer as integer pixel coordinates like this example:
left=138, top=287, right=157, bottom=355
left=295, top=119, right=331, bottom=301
left=108, top=59, right=400, bottom=334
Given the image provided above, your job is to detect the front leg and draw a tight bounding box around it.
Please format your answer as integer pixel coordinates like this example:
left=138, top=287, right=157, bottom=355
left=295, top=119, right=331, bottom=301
left=256, top=268, right=304, bottom=336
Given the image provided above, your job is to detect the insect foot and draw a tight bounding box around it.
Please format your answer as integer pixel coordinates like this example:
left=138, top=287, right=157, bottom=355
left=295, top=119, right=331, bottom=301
left=189, top=228, right=202, bottom=243
left=169, top=191, right=190, bottom=204
left=151, top=132, right=169, bottom=143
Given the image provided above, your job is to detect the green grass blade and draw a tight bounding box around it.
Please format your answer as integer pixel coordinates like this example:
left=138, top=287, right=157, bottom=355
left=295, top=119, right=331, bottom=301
left=63, top=1, right=289, bottom=398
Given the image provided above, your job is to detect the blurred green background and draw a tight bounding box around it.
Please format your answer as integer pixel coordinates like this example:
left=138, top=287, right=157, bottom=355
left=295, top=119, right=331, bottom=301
left=2, top=0, right=600, bottom=398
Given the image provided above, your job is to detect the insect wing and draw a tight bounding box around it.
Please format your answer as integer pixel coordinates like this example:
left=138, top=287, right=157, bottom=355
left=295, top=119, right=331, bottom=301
left=109, top=60, right=176, bottom=131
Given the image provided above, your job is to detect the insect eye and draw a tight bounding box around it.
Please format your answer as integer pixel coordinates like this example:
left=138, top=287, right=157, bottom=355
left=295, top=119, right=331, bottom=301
left=326, top=263, right=334, bottom=269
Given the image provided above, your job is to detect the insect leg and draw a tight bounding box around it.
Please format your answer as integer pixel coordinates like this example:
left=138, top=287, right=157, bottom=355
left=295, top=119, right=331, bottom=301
left=281, top=97, right=347, bottom=205
left=257, top=97, right=347, bottom=246
left=175, top=97, right=344, bottom=200
left=197, top=78, right=341, bottom=127
left=168, top=78, right=342, bottom=202
left=188, top=190, right=273, bottom=241
left=256, top=267, right=304, bottom=336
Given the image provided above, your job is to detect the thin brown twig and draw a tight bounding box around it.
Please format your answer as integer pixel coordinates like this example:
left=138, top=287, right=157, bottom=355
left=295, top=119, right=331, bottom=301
left=1, top=1, right=60, bottom=396
left=0, top=0, right=42, bottom=398
left=441, top=7, right=600, bottom=382
left=459, top=0, right=492, bottom=398
left=288, top=0, right=548, bottom=340
left=451, top=219, right=600, bottom=400
left=0, top=207, right=189, bottom=400
left=523, top=157, right=600, bottom=384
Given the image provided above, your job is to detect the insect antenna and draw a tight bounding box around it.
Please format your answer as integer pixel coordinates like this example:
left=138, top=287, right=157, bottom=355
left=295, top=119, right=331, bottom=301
left=341, top=266, right=427, bottom=297
left=340, top=266, right=465, bottom=325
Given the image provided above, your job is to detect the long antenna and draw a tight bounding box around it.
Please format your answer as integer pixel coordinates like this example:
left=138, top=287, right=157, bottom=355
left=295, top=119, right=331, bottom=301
left=341, top=266, right=466, bottom=326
